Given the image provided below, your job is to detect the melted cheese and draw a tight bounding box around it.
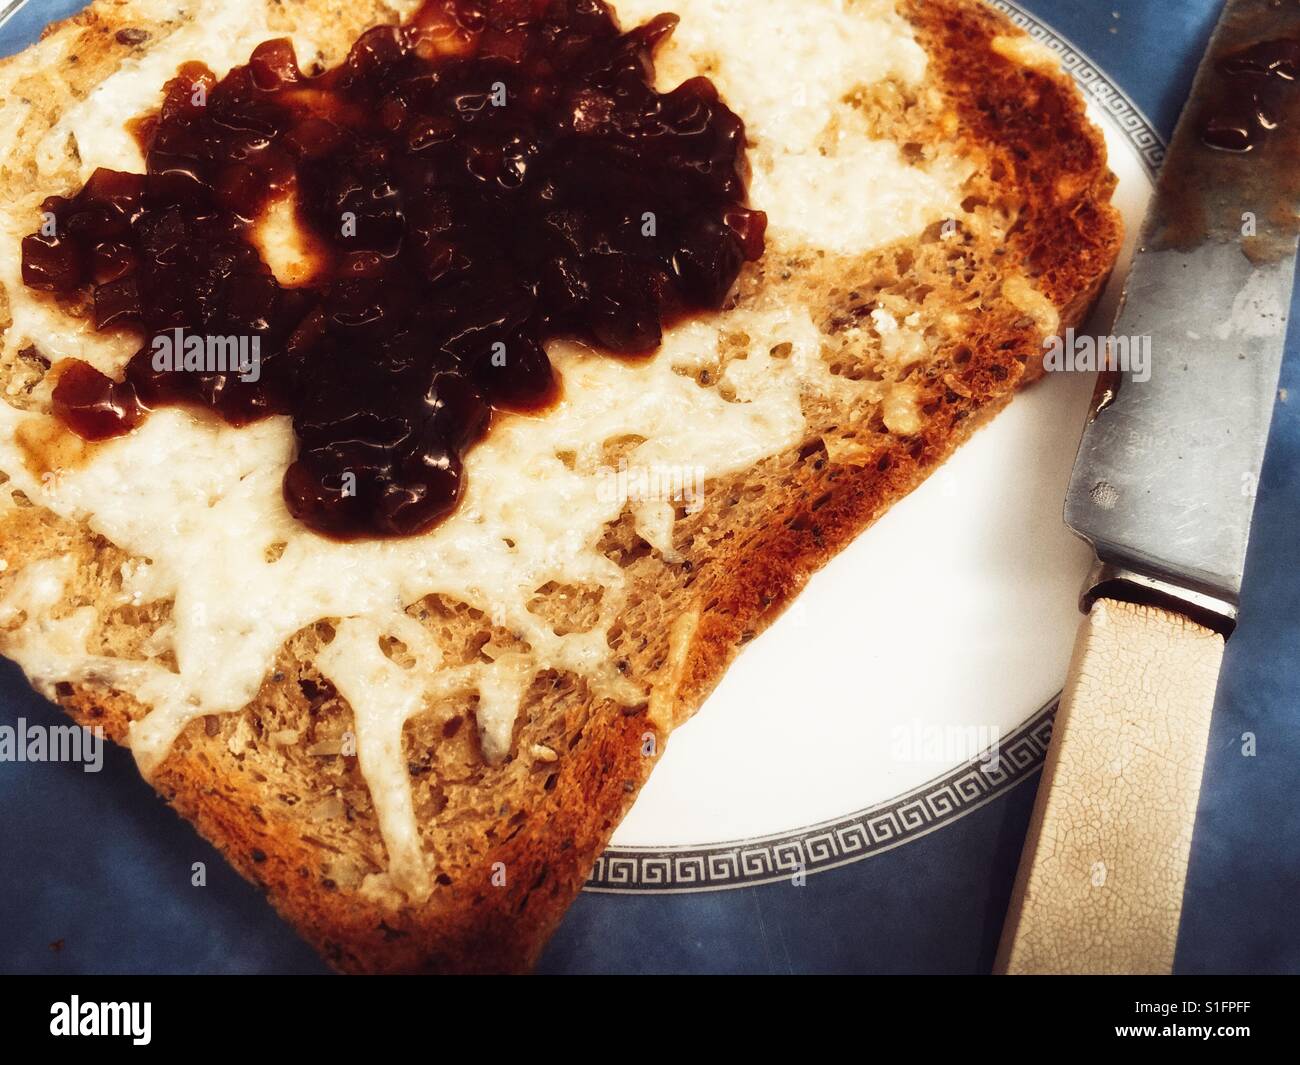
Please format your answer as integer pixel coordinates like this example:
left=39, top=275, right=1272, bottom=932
left=316, top=617, right=440, bottom=901
left=615, top=0, right=964, bottom=251
left=618, top=0, right=927, bottom=153
left=1003, top=274, right=1062, bottom=337
left=0, top=0, right=965, bottom=901
left=253, top=192, right=325, bottom=286
left=991, top=34, right=1063, bottom=75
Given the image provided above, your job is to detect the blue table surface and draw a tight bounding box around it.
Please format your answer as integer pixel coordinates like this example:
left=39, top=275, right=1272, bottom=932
left=1, top=0, right=1295, bottom=975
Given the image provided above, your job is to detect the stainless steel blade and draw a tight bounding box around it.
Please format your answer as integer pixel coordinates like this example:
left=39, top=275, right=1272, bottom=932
left=1065, top=0, right=1300, bottom=618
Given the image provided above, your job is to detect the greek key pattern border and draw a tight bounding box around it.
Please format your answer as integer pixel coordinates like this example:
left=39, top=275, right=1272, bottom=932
left=989, top=0, right=1166, bottom=176
left=587, top=698, right=1057, bottom=893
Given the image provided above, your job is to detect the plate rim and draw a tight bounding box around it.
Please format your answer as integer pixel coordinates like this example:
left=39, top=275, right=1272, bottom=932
left=587, top=696, right=1059, bottom=894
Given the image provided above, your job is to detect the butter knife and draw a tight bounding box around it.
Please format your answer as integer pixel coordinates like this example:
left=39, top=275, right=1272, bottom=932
left=995, top=0, right=1300, bottom=975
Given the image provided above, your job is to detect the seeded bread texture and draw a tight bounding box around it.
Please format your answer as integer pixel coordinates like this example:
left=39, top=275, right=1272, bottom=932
left=0, top=0, right=1121, bottom=973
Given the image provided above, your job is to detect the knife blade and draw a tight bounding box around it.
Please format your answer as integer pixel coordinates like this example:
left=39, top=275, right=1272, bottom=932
left=1064, top=0, right=1300, bottom=624
left=997, top=0, right=1300, bottom=975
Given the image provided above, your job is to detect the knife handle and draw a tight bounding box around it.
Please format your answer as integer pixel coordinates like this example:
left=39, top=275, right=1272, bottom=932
left=995, top=598, right=1224, bottom=975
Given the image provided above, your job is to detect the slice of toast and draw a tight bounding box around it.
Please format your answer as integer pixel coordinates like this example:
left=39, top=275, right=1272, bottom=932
left=0, top=0, right=1121, bottom=973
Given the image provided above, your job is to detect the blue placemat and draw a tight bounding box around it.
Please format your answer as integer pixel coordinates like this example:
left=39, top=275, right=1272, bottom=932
left=0, top=0, right=1295, bottom=975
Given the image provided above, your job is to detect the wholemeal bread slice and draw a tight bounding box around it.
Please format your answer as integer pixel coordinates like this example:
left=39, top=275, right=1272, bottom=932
left=0, top=0, right=1121, bottom=973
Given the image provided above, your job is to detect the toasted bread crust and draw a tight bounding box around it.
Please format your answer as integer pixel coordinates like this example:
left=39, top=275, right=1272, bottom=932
left=0, top=0, right=1121, bottom=973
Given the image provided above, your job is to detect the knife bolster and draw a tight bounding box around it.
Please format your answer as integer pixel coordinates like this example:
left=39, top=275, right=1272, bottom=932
left=1082, top=558, right=1238, bottom=636
left=995, top=597, right=1224, bottom=975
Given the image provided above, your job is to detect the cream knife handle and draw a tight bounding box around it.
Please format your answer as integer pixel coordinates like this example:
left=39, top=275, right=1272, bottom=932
left=995, top=598, right=1225, bottom=975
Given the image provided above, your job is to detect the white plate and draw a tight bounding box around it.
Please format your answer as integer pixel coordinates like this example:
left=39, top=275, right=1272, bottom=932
left=597, top=3, right=1160, bottom=890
